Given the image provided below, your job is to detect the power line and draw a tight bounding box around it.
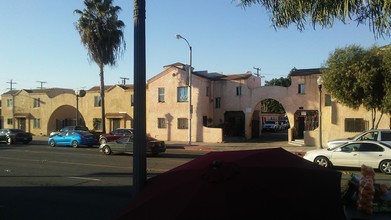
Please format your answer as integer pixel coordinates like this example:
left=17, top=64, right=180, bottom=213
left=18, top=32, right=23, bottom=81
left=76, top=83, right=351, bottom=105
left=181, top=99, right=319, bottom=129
left=37, top=81, right=47, bottom=89
left=253, top=67, right=264, bottom=78
left=120, top=77, right=129, bottom=85
left=6, top=79, right=16, bottom=91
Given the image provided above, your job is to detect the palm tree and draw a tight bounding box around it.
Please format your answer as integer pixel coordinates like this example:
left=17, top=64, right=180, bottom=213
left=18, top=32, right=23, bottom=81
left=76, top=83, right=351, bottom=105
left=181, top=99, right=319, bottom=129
left=237, top=0, right=391, bottom=39
left=74, top=0, right=126, bottom=133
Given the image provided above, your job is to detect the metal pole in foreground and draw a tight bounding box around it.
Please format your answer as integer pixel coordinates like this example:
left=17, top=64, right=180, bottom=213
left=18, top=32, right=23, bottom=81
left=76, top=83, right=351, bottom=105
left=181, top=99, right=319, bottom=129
left=176, top=34, right=192, bottom=145
left=133, top=0, right=147, bottom=195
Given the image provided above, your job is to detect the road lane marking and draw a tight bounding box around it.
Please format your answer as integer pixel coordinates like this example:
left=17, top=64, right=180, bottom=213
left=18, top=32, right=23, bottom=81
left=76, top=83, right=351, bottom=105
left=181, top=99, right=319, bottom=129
left=67, top=176, right=101, bottom=181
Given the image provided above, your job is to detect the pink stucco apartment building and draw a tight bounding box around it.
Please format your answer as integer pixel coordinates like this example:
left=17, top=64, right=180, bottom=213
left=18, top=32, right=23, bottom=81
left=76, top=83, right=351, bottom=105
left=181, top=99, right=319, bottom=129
left=1, top=63, right=390, bottom=147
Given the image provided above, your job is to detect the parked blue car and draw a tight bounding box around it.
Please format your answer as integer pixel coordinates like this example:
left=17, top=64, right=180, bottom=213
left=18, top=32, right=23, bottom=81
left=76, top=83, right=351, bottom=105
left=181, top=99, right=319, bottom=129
left=48, top=130, right=96, bottom=148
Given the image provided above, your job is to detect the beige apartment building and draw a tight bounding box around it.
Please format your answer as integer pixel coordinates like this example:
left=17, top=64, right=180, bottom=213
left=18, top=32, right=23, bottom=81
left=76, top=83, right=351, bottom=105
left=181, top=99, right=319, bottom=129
left=1, top=63, right=390, bottom=147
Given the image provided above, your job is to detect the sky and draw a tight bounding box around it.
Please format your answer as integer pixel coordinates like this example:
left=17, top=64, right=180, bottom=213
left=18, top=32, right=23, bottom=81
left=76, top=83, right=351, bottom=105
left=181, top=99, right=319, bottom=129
left=1, top=0, right=390, bottom=93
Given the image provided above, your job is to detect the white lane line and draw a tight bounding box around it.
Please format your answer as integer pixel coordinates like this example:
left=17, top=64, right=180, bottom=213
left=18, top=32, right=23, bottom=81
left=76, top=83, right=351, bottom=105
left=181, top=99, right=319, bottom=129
left=67, top=176, right=101, bottom=181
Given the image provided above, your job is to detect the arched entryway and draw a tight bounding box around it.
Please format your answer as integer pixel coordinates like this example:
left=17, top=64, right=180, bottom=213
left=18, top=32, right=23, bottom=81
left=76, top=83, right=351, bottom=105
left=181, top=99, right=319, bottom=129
left=47, top=105, right=85, bottom=135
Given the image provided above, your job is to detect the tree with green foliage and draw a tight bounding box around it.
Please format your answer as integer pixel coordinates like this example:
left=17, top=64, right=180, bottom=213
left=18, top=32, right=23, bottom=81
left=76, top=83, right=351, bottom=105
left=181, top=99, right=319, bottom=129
left=237, top=0, right=391, bottom=39
left=74, top=0, right=126, bottom=133
left=262, top=77, right=291, bottom=113
left=382, top=46, right=391, bottom=116
left=322, top=45, right=391, bottom=129
left=265, top=76, right=291, bottom=87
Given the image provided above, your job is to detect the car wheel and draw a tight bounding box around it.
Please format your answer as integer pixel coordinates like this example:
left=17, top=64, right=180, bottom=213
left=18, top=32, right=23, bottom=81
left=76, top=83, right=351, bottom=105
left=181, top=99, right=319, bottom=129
left=72, top=140, right=79, bottom=148
left=314, top=156, right=332, bottom=168
left=102, top=146, right=111, bottom=155
left=379, top=160, right=391, bottom=174
left=49, top=140, right=56, bottom=147
left=99, top=138, right=107, bottom=145
left=6, top=137, right=12, bottom=145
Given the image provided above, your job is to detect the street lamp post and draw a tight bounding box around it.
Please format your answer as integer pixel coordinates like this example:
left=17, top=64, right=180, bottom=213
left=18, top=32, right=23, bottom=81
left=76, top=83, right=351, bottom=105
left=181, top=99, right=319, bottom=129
left=176, top=34, right=192, bottom=145
left=75, top=89, right=86, bottom=126
left=75, top=89, right=80, bottom=126
left=317, top=75, right=323, bottom=149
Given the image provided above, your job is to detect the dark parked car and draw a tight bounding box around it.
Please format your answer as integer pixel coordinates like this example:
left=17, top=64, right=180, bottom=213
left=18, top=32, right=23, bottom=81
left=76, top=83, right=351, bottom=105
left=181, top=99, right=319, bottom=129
left=48, top=130, right=96, bottom=148
left=0, top=128, right=33, bottom=144
left=99, top=134, right=166, bottom=156
left=49, top=125, right=89, bottom=137
left=99, top=128, right=133, bottom=144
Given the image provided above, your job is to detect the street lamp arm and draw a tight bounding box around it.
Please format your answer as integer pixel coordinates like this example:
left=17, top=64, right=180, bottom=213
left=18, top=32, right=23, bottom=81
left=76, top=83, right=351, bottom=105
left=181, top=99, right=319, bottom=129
left=176, top=34, right=191, bottom=49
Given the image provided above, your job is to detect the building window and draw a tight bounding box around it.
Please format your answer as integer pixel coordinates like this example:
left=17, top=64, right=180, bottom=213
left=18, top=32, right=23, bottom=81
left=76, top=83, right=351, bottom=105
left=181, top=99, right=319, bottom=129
left=130, top=94, right=134, bottom=107
left=215, top=97, right=221, bottom=108
left=7, top=98, right=13, bottom=107
left=93, top=118, right=103, bottom=130
left=158, top=118, right=166, bottom=128
left=94, top=96, right=102, bottom=107
left=206, top=86, right=209, bottom=97
left=7, top=118, right=13, bottom=125
left=236, top=86, right=242, bottom=96
left=33, top=98, right=40, bottom=108
left=298, top=84, right=305, bottom=94
left=177, top=87, right=188, bottom=102
left=325, top=94, right=332, bottom=106
left=158, top=88, right=165, bottom=102
left=33, top=118, right=41, bottom=128
left=345, top=118, right=366, bottom=132
left=178, top=118, right=188, bottom=129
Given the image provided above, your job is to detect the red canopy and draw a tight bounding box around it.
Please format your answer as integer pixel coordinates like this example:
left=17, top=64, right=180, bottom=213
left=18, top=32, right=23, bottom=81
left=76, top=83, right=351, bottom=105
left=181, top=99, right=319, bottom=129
left=116, top=148, right=345, bottom=220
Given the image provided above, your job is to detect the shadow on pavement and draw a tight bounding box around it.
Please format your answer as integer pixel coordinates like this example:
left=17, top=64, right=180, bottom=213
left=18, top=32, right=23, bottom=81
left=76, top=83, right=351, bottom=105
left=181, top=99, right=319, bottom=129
left=0, top=186, right=133, bottom=220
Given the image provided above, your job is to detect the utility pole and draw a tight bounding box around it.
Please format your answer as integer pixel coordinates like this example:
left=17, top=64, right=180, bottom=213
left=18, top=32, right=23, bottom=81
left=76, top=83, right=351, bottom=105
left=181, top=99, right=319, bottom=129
left=120, top=77, right=129, bottom=85
left=253, top=67, right=262, bottom=77
left=6, top=79, right=16, bottom=90
left=37, top=81, right=47, bottom=89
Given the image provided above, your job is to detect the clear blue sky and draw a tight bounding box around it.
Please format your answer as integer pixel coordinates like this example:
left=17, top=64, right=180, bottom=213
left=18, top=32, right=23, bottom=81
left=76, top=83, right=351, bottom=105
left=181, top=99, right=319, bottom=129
left=1, top=0, right=389, bottom=93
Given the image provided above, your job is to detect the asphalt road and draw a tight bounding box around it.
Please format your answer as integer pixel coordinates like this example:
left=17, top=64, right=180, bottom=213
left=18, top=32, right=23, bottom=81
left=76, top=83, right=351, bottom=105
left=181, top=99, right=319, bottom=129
left=0, top=142, right=206, bottom=220
left=1, top=132, right=391, bottom=220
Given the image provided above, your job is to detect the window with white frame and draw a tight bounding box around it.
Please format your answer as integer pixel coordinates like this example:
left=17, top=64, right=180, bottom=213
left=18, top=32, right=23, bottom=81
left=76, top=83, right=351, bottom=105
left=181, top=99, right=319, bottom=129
left=33, top=98, right=40, bottom=108
left=33, top=118, right=41, bottom=128
left=158, top=118, right=166, bottom=128
left=93, top=118, right=103, bottom=130
left=298, top=84, right=305, bottom=94
left=94, top=96, right=102, bottom=107
left=325, top=94, right=332, bottom=106
left=177, top=87, right=188, bottom=102
left=158, top=88, right=165, bottom=102
left=177, top=118, right=188, bottom=129
left=345, top=118, right=366, bottom=132
left=7, top=98, right=13, bottom=107
left=236, top=86, right=242, bottom=96
left=215, top=97, right=221, bottom=108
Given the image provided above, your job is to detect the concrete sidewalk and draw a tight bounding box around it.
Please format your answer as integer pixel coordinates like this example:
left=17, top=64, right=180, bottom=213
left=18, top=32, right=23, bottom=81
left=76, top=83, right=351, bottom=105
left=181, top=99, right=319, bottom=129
left=33, top=136, right=317, bottom=155
left=165, top=140, right=316, bottom=155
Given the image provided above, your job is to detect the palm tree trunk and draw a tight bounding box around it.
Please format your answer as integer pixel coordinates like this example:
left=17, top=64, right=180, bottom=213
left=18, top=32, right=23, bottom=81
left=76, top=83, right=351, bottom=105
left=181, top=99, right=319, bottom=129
left=99, top=63, right=106, bottom=133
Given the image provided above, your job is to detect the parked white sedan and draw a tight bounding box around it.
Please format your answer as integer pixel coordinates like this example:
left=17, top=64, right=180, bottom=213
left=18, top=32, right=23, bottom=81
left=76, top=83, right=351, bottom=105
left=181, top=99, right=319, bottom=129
left=303, top=140, right=391, bottom=174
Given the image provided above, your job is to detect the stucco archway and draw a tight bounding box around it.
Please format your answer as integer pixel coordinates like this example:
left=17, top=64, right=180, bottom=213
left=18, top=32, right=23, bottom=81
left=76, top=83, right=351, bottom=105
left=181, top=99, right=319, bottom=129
left=245, top=86, right=296, bottom=140
left=47, top=105, right=85, bottom=135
